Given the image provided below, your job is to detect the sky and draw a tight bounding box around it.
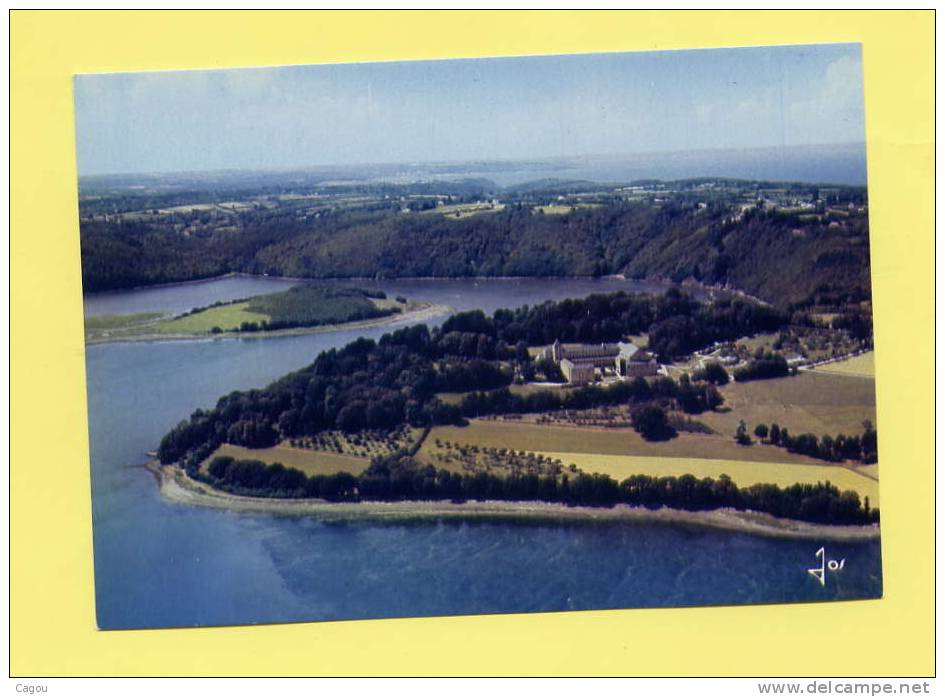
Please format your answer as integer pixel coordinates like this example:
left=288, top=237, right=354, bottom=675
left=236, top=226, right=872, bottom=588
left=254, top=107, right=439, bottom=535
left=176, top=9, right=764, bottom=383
left=74, top=43, right=865, bottom=177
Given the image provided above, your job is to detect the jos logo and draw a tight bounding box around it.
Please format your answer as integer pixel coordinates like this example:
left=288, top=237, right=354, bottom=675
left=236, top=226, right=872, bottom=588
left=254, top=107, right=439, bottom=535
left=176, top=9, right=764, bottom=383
left=808, top=546, right=845, bottom=587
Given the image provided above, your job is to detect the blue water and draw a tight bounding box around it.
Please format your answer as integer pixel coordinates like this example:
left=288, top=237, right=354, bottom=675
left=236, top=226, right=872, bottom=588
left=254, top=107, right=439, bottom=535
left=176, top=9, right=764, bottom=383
left=85, top=277, right=882, bottom=630
left=487, top=143, right=868, bottom=187
left=83, top=275, right=302, bottom=317
left=83, top=275, right=694, bottom=318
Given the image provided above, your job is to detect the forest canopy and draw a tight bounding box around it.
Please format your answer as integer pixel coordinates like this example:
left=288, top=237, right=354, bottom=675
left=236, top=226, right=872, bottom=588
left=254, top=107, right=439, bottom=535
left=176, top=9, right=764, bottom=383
left=80, top=190, right=872, bottom=309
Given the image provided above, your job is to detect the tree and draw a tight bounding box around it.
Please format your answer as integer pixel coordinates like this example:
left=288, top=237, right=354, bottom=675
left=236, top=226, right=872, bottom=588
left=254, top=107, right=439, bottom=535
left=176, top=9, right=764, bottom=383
left=754, top=423, right=769, bottom=441
left=704, top=384, right=724, bottom=411
left=860, top=420, right=878, bottom=464
left=631, top=405, right=677, bottom=442
left=735, top=420, right=752, bottom=446
left=699, top=361, right=730, bottom=385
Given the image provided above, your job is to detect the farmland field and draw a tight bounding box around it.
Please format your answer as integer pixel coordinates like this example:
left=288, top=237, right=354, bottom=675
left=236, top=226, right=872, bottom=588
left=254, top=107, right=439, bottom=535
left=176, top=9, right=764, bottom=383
left=698, top=372, right=876, bottom=438
left=534, top=205, right=574, bottom=215
left=203, top=443, right=369, bottom=477
left=535, top=451, right=879, bottom=503
left=435, top=203, right=505, bottom=219
left=813, top=351, right=875, bottom=378
left=420, top=417, right=879, bottom=501
left=425, top=419, right=831, bottom=466
left=146, top=301, right=269, bottom=334
left=534, top=204, right=602, bottom=215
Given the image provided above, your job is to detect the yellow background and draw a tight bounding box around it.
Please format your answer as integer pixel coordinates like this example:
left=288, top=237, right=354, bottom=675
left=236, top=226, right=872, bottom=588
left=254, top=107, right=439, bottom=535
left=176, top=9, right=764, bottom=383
left=10, top=10, right=934, bottom=676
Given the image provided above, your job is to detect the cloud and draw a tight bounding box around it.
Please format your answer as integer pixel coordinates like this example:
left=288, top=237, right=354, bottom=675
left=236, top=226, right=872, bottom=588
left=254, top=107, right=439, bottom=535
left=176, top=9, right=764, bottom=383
left=785, top=54, right=865, bottom=144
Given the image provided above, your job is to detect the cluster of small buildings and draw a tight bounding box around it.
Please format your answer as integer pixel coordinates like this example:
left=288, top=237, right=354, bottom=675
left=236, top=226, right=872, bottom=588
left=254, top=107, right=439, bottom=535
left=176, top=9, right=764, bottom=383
left=540, top=339, right=660, bottom=385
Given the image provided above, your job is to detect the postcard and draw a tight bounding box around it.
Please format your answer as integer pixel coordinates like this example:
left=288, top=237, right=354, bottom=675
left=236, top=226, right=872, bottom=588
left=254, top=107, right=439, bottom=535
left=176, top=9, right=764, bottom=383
left=74, top=44, right=881, bottom=630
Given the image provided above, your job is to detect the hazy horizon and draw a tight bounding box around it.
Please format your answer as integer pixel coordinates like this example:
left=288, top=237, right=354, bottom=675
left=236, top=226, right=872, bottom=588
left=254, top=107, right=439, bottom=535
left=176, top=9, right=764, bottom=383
left=77, top=141, right=867, bottom=190
left=76, top=140, right=863, bottom=178
left=75, top=44, right=866, bottom=180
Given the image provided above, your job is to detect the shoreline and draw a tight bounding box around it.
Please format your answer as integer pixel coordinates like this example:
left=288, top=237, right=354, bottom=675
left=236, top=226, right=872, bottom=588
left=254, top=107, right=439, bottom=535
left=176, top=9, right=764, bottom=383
left=145, top=462, right=880, bottom=542
left=85, top=302, right=452, bottom=345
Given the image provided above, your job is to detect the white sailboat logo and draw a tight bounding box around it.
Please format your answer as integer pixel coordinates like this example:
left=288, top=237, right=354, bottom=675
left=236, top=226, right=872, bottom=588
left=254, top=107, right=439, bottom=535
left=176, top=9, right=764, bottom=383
left=808, top=547, right=846, bottom=587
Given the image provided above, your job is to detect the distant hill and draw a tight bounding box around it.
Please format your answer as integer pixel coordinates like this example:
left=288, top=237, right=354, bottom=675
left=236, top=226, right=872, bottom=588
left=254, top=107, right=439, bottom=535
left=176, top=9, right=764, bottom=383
left=80, top=194, right=871, bottom=308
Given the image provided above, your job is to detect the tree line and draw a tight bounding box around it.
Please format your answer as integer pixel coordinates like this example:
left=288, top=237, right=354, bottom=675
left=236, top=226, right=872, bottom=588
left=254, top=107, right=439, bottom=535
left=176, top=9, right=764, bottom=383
left=741, top=421, right=878, bottom=464
left=199, top=453, right=878, bottom=526
left=438, top=288, right=789, bottom=363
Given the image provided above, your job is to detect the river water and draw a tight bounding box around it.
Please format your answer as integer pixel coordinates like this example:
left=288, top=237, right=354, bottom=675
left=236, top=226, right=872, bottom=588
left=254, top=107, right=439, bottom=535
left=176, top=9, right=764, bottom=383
left=84, top=276, right=882, bottom=629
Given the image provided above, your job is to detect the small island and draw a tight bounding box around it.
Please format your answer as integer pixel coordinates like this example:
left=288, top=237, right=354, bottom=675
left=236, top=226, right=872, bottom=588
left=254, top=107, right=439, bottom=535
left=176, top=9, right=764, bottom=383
left=85, top=283, right=446, bottom=343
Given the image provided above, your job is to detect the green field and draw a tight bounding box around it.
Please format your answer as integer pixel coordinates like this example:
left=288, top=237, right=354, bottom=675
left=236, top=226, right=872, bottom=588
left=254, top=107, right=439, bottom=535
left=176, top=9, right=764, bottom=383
left=205, top=443, right=368, bottom=477
left=85, top=285, right=408, bottom=341
left=85, top=303, right=266, bottom=339
left=243, top=284, right=397, bottom=327
left=146, top=302, right=270, bottom=334
left=813, top=351, right=875, bottom=378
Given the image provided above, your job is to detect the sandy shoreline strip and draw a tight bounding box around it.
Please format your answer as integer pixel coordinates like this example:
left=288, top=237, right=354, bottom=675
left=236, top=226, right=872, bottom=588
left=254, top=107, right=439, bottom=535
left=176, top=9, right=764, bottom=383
left=86, top=302, right=452, bottom=345
left=145, top=462, right=880, bottom=541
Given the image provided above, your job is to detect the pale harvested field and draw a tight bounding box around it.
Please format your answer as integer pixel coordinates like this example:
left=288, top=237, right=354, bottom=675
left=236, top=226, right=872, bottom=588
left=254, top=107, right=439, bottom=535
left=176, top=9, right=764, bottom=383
left=534, top=204, right=602, bottom=215
left=371, top=297, right=406, bottom=311
left=436, top=203, right=505, bottom=219
left=700, top=372, right=877, bottom=438
left=536, top=451, right=879, bottom=504
left=812, top=351, right=875, bottom=378
left=533, top=205, right=575, bottom=215
left=204, top=443, right=368, bottom=477
left=426, top=419, right=829, bottom=466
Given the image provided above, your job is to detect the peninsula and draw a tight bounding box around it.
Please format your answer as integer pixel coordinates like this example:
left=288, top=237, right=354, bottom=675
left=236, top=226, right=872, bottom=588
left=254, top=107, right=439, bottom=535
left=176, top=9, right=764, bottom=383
left=155, top=289, right=880, bottom=531
left=85, top=283, right=447, bottom=344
